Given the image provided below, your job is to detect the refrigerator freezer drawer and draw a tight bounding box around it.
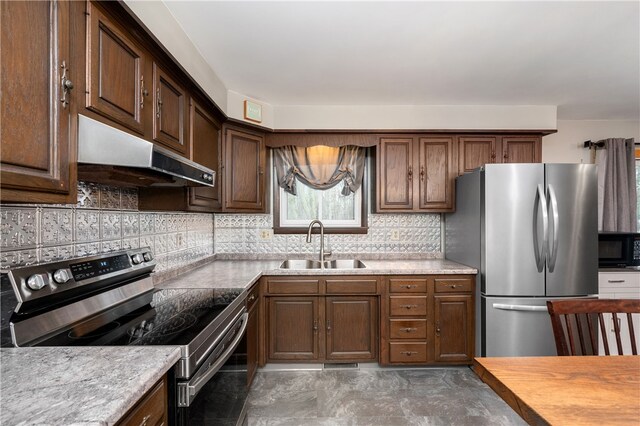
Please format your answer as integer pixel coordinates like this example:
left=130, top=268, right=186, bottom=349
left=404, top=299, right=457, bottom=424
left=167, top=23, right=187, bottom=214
left=482, top=296, right=562, bottom=357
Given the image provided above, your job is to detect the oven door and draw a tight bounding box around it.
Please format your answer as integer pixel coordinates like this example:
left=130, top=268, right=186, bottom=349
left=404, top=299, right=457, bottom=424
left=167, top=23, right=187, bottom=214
left=175, top=309, right=249, bottom=426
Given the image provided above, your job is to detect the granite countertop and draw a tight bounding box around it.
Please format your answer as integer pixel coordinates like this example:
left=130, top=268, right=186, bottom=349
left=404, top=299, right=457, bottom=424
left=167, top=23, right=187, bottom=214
left=156, top=258, right=477, bottom=290
left=0, top=346, right=181, bottom=426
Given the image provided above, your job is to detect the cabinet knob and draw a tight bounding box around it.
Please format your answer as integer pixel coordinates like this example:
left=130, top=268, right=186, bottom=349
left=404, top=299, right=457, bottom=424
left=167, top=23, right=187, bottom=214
left=400, top=351, right=418, bottom=356
left=420, top=166, right=425, bottom=182
left=313, top=320, right=318, bottom=332
left=400, top=327, right=417, bottom=333
left=403, top=284, right=416, bottom=289
left=435, top=322, right=441, bottom=335
left=400, top=304, right=418, bottom=309
left=408, top=166, right=413, bottom=181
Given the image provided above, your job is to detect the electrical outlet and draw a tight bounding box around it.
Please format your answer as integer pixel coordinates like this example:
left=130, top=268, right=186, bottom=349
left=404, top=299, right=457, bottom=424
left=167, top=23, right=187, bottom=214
left=259, top=229, right=273, bottom=240
left=390, top=229, right=400, bottom=241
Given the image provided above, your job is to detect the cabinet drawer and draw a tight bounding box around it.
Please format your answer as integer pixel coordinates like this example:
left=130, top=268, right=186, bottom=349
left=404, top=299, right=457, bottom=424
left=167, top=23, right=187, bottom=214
left=247, top=283, right=260, bottom=311
left=434, top=278, right=473, bottom=293
left=267, top=279, right=320, bottom=294
left=389, top=296, right=427, bottom=316
left=389, top=342, right=428, bottom=363
left=389, top=278, right=428, bottom=293
left=326, top=278, right=377, bottom=294
left=389, top=319, right=427, bottom=339
left=599, top=272, right=640, bottom=289
left=117, top=376, right=166, bottom=426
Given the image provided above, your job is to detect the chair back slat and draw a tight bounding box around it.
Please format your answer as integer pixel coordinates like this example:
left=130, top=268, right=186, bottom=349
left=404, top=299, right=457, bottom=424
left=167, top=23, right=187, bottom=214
left=575, top=313, right=587, bottom=355
left=598, top=313, right=611, bottom=355
left=627, top=313, right=638, bottom=355
left=547, top=299, right=640, bottom=357
left=586, top=313, right=598, bottom=355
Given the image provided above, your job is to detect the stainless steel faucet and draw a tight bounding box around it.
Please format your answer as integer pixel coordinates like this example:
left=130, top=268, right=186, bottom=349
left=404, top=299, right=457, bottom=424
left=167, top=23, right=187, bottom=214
left=306, top=219, right=331, bottom=265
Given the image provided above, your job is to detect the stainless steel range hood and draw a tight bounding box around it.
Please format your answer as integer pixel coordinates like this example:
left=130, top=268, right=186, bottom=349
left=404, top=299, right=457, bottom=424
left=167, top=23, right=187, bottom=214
left=78, top=115, right=215, bottom=187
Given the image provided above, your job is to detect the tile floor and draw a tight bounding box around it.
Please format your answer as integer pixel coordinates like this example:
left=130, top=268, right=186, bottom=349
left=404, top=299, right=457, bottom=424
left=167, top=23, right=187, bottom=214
left=245, top=366, right=526, bottom=425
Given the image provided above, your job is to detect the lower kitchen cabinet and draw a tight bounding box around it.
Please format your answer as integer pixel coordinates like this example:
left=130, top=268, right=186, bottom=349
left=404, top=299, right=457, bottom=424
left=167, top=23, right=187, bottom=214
left=434, top=294, right=473, bottom=363
left=263, top=276, right=380, bottom=363
left=268, top=297, right=321, bottom=361
left=381, top=275, right=475, bottom=366
left=116, top=375, right=167, bottom=426
left=325, top=296, right=378, bottom=361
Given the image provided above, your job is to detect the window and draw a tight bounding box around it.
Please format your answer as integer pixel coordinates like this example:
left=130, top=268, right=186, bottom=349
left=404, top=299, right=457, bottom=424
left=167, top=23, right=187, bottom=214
left=273, top=174, right=368, bottom=233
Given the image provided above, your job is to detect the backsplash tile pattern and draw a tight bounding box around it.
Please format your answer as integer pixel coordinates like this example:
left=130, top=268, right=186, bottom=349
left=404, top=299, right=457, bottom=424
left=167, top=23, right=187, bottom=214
left=0, top=182, right=214, bottom=273
left=214, top=213, right=442, bottom=258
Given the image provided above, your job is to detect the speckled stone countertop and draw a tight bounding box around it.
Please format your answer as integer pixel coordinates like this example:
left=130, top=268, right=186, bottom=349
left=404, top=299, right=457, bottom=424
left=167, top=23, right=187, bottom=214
left=0, top=346, right=181, bottom=426
left=156, top=258, right=477, bottom=290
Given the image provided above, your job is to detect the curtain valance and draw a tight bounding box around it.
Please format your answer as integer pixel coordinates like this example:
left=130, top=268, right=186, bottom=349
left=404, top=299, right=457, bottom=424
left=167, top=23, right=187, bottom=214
left=273, top=145, right=365, bottom=196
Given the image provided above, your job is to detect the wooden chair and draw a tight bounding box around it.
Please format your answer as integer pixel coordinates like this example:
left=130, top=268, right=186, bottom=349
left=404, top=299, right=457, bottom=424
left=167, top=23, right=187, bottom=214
left=546, top=299, right=640, bottom=356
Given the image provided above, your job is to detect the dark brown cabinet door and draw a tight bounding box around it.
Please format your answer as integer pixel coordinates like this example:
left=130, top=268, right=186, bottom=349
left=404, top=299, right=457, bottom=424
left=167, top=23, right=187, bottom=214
left=1, top=0, right=76, bottom=203
left=268, top=297, right=320, bottom=361
left=377, top=138, right=414, bottom=210
left=86, top=2, right=146, bottom=135
left=434, top=294, right=473, bottom=363
left=418, top=137, right=456, bottom=211
left=153, top=64, right=188, bottom=156
left=223, top=127, right=266, bottom=211
left=325, top=297, right=377, bottom=361
left=501, top=136, right=541, bottom=164
left=458, top=136, right=498, bottom=174
left=188, top=98, right=221, bottom=211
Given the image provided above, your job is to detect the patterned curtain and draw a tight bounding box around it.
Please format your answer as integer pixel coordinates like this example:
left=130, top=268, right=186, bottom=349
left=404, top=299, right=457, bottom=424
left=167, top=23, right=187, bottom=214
left=273, top=145, right=365, bottom=196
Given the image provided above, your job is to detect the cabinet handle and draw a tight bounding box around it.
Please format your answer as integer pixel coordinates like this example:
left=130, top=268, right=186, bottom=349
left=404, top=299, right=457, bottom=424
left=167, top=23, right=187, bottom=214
left=140, top=76, right=148, bottom=109
left=156, top=88, right=162, bottom=118
left=327, top=320, right=331, bottom=332
left=259, top=168, right=264, bottom=175
left=400, top=327, right=417, bottom=333
left=403, top=284, right=417, bottom=289
left=400, top=351, right=418, bottom=356
left=491, top=151, right=496, bottom=161
left=139, top=414, right=151, bottom=426
left=248, top=294, right=256, bottom=303
left=435, top=322, right=441, bottom=336
left=449, top=284, right=462, bottom=289
left=400, top=304, right=418, bottom=309
left=420, top=166, right=425, bottom=182
left=408, top=166, right=413, bottom=181
left=60, top=60, right=73, bottom=108
left=313, top=320, right=318, bottom=332
left=503, top=152, right=508, bottom=161
left=607, top=280, right=626, bottom=283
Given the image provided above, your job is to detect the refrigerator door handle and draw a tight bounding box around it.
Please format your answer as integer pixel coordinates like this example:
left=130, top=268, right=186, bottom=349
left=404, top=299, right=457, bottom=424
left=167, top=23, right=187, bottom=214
left=533, top=184, right=548, bottom=272
left=493, top=303, right=549, bottom=312
left=547, top=184, right=560, bottom=272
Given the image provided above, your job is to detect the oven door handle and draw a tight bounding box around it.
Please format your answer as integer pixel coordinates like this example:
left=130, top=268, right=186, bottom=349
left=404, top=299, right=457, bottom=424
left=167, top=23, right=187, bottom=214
left=177, top=310, right=248, bottom=407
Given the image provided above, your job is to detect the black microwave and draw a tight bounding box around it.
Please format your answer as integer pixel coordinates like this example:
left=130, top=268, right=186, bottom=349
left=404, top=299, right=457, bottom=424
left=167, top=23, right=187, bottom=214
left=598, top=232, right=640, bottom=268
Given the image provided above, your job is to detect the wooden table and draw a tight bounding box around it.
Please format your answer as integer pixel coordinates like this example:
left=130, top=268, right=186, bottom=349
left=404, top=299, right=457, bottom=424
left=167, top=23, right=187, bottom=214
left=473, top=356, right=640, bottom=426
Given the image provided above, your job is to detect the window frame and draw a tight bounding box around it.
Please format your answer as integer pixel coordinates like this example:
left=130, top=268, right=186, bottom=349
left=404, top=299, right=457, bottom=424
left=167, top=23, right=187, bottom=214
left=272, top=156, right=369, bottom=235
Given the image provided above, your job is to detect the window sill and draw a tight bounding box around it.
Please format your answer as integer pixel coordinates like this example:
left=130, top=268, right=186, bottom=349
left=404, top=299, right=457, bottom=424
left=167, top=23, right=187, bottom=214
left=273, top=226, right=369, bottom=235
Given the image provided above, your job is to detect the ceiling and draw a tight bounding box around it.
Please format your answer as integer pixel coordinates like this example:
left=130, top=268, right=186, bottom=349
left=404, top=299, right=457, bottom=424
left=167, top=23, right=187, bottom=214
left=163, top=1, right=640, bottom=120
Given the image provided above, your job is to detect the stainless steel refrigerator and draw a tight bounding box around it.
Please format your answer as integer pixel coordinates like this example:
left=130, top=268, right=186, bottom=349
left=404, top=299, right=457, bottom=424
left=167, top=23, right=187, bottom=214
left=445, top=163, right=598, bottom=357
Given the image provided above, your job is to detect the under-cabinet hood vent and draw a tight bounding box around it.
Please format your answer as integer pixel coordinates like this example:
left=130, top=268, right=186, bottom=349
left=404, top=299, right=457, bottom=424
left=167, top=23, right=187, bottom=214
left=77, top=115, right=215, bottom=188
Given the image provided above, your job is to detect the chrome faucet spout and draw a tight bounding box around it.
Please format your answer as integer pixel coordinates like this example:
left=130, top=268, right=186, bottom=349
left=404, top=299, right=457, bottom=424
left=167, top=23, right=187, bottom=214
left=306, top=220, right=327, bottom=264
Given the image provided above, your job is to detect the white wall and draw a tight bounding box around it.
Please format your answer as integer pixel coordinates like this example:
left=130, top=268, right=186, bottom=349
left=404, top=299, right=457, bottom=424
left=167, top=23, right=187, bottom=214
left=542, top=120, right=640, bottom=163
left=273, top=105, right=557, bottom=130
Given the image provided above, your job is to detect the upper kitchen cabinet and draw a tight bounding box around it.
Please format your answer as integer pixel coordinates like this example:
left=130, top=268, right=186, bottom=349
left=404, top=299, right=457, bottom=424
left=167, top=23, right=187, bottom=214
left=376, top=136, right=457, bottom=212
left=85, top=1, right=147, bottom=135
left=458, top=136, right=498, bottom=175
left=417, top=136, right=456, bottom=211
left=500, top=136, right=541, bottom=164
left=152, top=64, right=189, bottom=156
left=458, top=134, right=542, bottom=174
left=222, top=126, right=267, bottom=212
left=0, top=0, right=77, bottom=204
left=377, top=138, right=414, bottom=211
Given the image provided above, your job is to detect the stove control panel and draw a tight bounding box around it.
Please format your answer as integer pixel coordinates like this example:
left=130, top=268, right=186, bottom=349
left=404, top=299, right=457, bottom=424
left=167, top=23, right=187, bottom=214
left=7, top=247, right=156, bottom=310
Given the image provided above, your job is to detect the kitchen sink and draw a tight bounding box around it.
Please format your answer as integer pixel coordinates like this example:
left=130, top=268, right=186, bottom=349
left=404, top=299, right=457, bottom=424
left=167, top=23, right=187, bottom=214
left=279, top=259, right=323, bottom=269
left=324, top=259, right=367, bottom=269
left=279, top=259, right=366, bottom=269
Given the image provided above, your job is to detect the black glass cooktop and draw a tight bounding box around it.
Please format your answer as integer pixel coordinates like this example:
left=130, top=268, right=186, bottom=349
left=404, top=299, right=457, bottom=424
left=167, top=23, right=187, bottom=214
left=36, top=288, right=242, bottom=347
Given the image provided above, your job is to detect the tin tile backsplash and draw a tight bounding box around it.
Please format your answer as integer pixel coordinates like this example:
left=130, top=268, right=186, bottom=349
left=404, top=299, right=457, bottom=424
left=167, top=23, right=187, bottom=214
left=213, top=213, right=442, bottom=258
left=0, top=182, right=214, bottom=273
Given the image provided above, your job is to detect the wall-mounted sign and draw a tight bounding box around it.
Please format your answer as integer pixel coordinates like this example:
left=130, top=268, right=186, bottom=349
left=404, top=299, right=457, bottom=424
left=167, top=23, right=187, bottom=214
left=244, top=100, right=262, bottom=123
